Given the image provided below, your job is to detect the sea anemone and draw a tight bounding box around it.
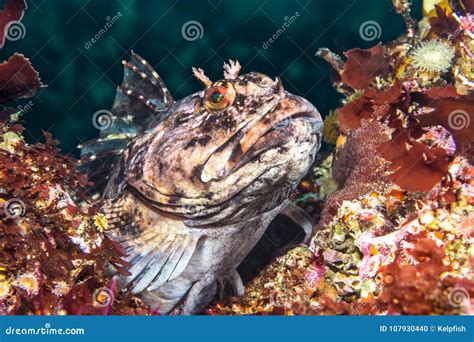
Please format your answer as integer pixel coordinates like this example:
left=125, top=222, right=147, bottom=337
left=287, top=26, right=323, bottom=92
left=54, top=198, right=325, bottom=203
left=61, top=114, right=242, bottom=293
left=410, top=40, right=455, bottom=73
left=52, top=281, right=69, bottom=297
left=16, top=272, right=39, bottom=296
left=0, top=281, right=11, bottom=299
left=93, top=213, right=108, bottom=232
left=0, top=131, right=23, bottom=154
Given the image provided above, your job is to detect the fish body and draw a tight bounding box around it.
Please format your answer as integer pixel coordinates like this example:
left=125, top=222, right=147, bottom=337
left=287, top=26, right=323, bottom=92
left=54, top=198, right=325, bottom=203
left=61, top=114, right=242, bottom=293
left=81, top=54, right=323, bottom=314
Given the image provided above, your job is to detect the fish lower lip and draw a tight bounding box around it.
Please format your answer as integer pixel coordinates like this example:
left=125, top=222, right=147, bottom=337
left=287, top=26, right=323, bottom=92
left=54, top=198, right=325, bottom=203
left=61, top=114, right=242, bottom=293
left=200, top=107, right=319, bottom=182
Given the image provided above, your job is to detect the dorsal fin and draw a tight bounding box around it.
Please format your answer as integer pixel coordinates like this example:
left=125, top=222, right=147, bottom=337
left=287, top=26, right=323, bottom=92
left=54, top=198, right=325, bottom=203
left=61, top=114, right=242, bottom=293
left=79, top=52, right=173, bottom=195
left=112, top=52, right=174, bottom=126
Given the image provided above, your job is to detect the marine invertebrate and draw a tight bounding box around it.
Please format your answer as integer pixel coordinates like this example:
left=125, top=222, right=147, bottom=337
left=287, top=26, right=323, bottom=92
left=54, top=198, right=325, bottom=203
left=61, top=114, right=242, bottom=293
left=0, top=1, right=150, bottom=315
left=16, top=272, right=39, bottom=296
left=316, top=0, right=473, bottom=192
left=0, top=281, right=11, bottom=300
left=0, top=122, right=143, bottom=314
left=52, top=281, right=69, bottom=297
left=312, top=154, right=338, bottom=200
left=93, top=213, right=108, bottom=232
left=410, top=40, right=455, bottom=73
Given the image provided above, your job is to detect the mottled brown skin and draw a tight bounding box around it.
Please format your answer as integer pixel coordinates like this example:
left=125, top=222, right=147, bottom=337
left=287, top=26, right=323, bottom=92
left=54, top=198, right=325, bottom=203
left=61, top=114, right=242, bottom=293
left=84, top=55, right=322, bottom=314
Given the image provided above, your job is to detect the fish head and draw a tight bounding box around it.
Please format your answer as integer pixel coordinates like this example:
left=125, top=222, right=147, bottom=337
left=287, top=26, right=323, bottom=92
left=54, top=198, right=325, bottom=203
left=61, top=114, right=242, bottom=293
left=124, top=61, right=323, bottom=224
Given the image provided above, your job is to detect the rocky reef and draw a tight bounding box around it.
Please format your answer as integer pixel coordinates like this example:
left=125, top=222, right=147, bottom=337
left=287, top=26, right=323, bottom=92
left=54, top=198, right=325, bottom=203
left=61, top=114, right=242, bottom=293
left=0, top=0, right=150, bottom=315
left=209, top=0, right=473, bottom=315
left=209, top=158, right=473, bottom=314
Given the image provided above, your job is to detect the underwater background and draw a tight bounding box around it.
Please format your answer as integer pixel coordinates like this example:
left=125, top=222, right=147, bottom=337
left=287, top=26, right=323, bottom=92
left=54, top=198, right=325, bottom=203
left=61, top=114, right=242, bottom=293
left=1, top=0, right=473, bottom=316
left=1, top=0, right=422, bottom=155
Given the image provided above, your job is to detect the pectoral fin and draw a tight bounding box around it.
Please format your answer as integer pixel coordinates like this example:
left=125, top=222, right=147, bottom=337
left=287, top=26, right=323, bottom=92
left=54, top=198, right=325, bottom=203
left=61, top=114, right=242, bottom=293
left=104, top=194, right=200, bottom=294
left=279, top=203, right=315, bottom=243
left=123, top=233, right=199, bottom=294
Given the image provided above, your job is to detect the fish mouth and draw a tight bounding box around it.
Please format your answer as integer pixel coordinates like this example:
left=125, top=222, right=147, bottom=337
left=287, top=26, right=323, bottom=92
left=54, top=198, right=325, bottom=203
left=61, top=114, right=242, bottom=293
left=200, top=97, right=321, bottom=183
left=127, top=95, right=321, bottom=218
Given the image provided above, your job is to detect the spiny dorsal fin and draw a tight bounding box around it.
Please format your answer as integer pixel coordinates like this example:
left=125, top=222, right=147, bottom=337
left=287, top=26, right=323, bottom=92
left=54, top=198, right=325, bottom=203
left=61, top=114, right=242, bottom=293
left=79, top=52, right=173, bottom=195
left=111, top=51, right=174, bottom=128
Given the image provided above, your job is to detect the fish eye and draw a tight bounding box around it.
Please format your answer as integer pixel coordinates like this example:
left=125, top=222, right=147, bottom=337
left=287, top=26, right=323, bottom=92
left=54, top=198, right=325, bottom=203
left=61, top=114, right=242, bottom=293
left=210, top=89, right=224, bottom=103
left=204, top=85, right=234, bottom=111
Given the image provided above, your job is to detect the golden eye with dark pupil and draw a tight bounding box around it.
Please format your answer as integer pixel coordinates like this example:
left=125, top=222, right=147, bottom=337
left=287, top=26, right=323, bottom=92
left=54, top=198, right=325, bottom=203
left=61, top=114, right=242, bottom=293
left=204, top=86, right=231, bottom=111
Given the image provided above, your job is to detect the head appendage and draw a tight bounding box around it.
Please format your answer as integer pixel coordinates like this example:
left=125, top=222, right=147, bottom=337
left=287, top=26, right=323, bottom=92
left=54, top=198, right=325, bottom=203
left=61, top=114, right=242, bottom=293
left=223, top=60, right=241, bottom=80
left=192, top=67, right=212, bottom=87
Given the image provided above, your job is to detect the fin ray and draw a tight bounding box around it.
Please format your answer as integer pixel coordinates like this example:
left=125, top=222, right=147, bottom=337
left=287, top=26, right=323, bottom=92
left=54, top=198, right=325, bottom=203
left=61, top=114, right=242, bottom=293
left=131, top=235, right=178, bottom=293
left=122, top=232, right=199, bottom=293
left=79, top=52, right=173, bottom=195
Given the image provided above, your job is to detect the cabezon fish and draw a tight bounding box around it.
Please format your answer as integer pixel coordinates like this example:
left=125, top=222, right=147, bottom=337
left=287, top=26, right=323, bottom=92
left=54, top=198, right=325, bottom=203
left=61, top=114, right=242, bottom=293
left=80, top=54, right=323, bottom=314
